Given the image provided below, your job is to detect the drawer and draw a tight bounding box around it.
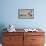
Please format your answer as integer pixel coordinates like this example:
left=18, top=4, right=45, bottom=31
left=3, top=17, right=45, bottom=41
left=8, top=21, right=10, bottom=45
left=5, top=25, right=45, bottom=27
left=24, top=32, right=45, bottom=36
left=24, top=36, right=32, bottom=45
left=31, top=44, right=44, bottom=46
left=3, top=35, right=23, bottom=44
left=3, top=32, right=23, bottom=36
left=24, top=35, right=45, bottom=45
left=24, top=36, right=32, bottom=40
left=32, top=36, right=45, bottom=44
left=3, top=43, right=23, bottom=46
left=3, top=44, right=15, bottom=46
left=3, top=38, right=23, bottom=46
left=32, top=35, right=44, bottom=40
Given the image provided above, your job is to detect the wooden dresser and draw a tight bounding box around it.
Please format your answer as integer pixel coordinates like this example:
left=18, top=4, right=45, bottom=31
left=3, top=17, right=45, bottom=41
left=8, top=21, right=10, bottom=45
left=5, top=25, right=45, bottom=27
left=2, top=32, right=45, bottom=46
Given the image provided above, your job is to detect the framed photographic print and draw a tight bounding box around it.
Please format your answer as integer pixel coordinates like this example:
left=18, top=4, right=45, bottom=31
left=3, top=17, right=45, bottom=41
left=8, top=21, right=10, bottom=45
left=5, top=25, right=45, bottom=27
left=18, top=9, right=34, bottom=19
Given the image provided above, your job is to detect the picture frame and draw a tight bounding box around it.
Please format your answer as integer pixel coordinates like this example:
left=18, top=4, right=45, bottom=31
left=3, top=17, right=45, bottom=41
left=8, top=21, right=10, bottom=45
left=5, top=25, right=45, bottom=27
left=18, top=9, right=34, bottom=19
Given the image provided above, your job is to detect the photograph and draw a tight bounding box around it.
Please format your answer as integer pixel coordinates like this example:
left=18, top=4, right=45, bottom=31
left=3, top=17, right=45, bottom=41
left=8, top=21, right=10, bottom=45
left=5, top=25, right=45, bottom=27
left=18, top=9, right=34, bottom=19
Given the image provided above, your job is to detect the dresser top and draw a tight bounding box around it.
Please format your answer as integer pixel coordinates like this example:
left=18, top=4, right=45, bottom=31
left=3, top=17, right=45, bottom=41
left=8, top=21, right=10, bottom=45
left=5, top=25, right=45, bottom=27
left=3, top=29, right=44, bottom=33
left=15, top=29, right=44, bottom=32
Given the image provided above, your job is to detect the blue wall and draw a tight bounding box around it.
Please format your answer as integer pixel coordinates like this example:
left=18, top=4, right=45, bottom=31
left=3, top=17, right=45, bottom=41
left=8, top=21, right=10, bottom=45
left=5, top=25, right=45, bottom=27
left=0, top=0, right=46, bottom=31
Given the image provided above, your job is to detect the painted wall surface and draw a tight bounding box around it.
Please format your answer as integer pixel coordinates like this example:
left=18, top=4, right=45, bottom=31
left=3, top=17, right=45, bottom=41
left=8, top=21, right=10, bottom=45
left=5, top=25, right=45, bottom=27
left=0, top=0, right=46, bottom=31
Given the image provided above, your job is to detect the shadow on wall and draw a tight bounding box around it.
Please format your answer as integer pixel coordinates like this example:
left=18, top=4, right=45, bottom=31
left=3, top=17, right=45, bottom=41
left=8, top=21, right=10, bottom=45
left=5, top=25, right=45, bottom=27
left=0, top=24, right=7, bottom=43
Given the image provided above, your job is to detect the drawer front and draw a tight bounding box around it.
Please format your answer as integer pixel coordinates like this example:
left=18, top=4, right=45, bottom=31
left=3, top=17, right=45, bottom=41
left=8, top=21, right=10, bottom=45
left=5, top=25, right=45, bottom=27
left=32, top=36, right=45, bottom=44
left=24, top=36, right=32, bottom=46
left=3, top=36, right=23, bottom=44
left=3, top=43, right=23, bottom=46
left=3, top=32, right=23, bottom=36
left=24, top=32, right=44, bottom=36
left=32, top=44, right=44, bottom=46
